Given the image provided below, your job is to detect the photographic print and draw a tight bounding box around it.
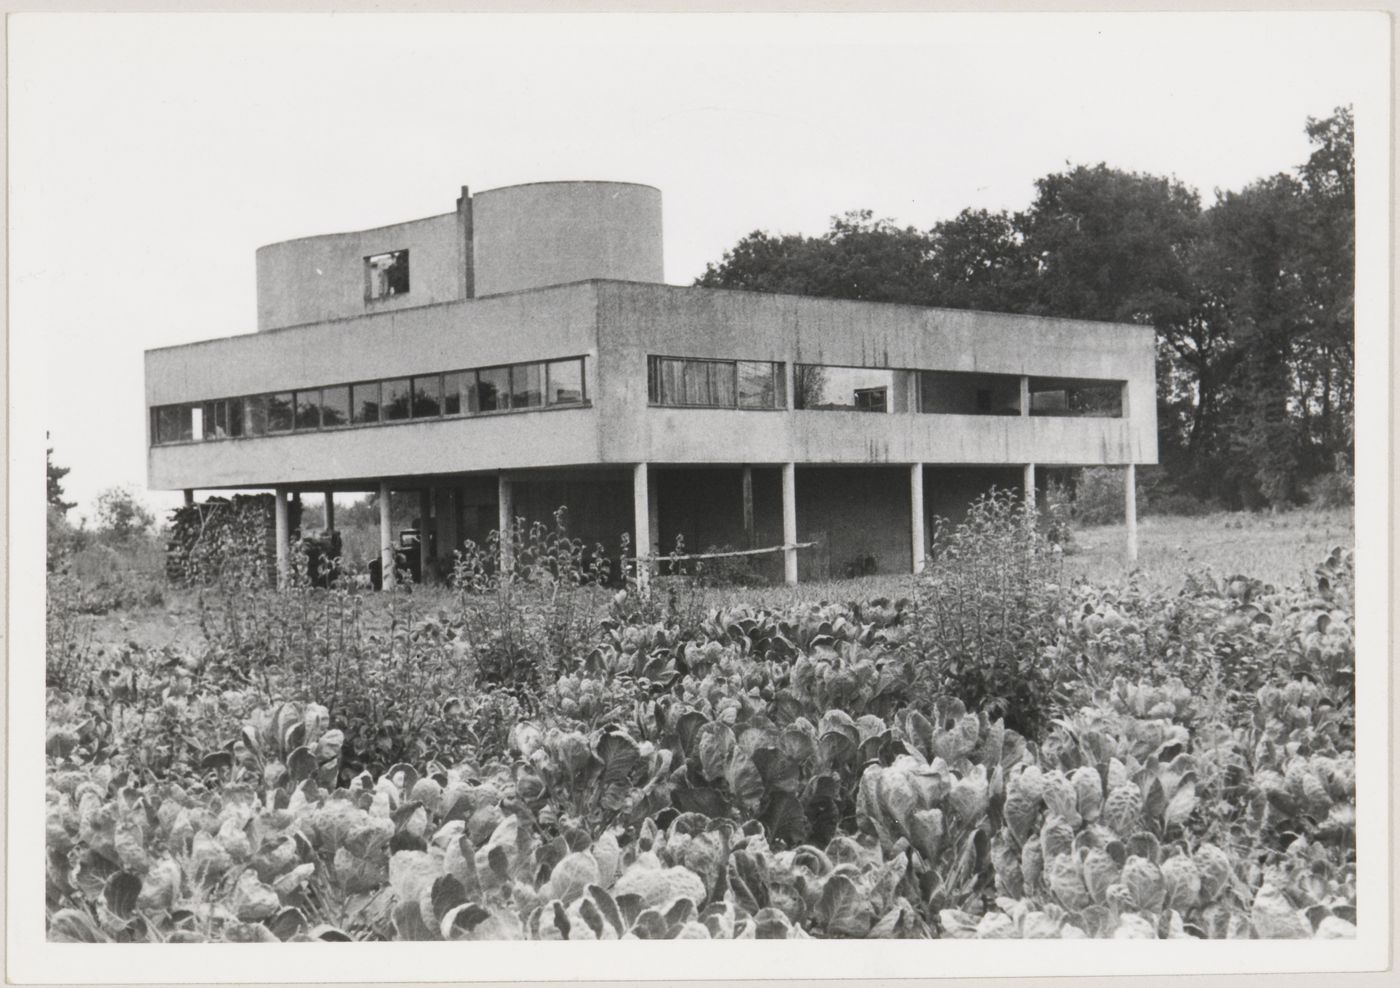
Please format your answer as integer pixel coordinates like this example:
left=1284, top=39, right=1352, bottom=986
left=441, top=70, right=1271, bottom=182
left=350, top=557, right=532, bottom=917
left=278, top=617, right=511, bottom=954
left=8, top=8, right=1390, bottom=981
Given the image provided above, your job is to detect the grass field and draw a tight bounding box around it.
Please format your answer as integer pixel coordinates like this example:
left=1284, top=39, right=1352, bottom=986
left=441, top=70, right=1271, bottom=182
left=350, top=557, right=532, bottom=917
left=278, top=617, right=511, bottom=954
left=661, top=505, right=1357, bottom=611
left=1058, top=506, right=1353, bottom=589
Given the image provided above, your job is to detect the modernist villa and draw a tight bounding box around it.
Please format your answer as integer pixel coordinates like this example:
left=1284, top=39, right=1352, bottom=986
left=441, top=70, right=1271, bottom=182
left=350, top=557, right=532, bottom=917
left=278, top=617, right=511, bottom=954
left=145, top=181, right=1157, bottom=587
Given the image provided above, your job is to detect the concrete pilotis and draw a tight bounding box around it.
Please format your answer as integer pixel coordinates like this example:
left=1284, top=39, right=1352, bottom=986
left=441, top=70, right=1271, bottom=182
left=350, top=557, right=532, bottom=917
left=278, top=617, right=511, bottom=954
left=418, top=489, right=432, bottom=584
left=379, top=481, right=396, bottom=590
left=183, top=489, right=194, bottom=507
left=497, top=475, right=514, bottom=578
left=1125, top=463, right=1138, bottom=564
left=910, top=464, right=925, bottom=574
left=1024, top=463, right=1037, bottom=511
left=782, top=462, right=797, bottom=585
left=274, top=487, right=289, bottom=589
left=742, top=466, right=755, bottom=548
left=633, top=463, right=652, bottom=591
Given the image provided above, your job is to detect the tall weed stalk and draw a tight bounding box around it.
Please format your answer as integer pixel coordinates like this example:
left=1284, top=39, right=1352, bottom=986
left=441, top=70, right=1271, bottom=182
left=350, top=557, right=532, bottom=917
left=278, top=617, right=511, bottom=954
left=911, top=488, right=1068, bottom=736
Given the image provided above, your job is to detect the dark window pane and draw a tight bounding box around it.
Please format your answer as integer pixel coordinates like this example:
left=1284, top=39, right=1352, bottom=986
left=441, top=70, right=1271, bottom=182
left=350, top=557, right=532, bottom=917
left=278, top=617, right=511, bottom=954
left=267, top=392, right=294, bottom=432
left=1069, top=384, right=1124, bottom=417
left=681, top=360, right=713, bottom=405
left=442, top=372, right=466, bottom=415
left=919, top=371, right=1021, bottom=415
left=710, top=361, right=736, bottom=406
left=245, top=395, right=268, bottom=436
left=411, top=375, right=441, bottom=418
left=737, top=361, right=777, bottom=409
left=651, top=357, right=682, bottom=404
left=295, top=390, right=322, bottom=430
left=155, top=405, right=188, bottom=444
left=1028, top=378, right=1124, bottom=418
left=321, top=386, right=350, bottom=428
left=511, top=363, right=543, bottom=409
left=473, top=367, right=510, bottom=412
left=382, top=378, right=411, bottom=421
left=1030, top=390, right=1068, bottom=415
left=648, top=356, right=662, bottom=402
left=227, top=397, right=244, bottom=437
left=547, top=359, right=584, bottom=405
left=201, top=402, right=219, bottom=440
left=352, top=382, right=380, bottom=424
left=365, top=250, right=410, bottom=301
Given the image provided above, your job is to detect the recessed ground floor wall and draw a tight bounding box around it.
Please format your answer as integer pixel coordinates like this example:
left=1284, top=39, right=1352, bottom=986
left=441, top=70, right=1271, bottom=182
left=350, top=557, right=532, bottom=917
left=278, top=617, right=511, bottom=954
left=256, top=458, right=1113, bottom=589
left=921, top=466, right=1028, bottom=531
left=425, top=470, right=633, bottom=582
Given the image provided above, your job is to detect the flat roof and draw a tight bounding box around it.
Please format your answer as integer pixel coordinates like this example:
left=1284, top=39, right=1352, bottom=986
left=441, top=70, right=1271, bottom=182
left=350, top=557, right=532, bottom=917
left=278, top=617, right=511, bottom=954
left=145, top=278, right=1150, bottom=356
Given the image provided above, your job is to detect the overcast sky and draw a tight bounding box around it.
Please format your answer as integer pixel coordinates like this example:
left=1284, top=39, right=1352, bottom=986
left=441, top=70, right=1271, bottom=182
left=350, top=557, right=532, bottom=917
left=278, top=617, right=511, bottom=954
left=9, top=11, right=1382, bottom=521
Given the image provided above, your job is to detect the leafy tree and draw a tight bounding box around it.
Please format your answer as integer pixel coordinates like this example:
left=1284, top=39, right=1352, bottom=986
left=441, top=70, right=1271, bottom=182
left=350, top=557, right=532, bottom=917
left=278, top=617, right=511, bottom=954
left=697, top=211, right=940, bottom=306
left=1293, top=107, right=1355, bottom=470
left=1016, top=164, right=1201, bottom=328
left=47, top=441, right=76, bottom=514
left=925, top=208, right=1034, bottom=312
left=94, top=486, right=156, bottom=540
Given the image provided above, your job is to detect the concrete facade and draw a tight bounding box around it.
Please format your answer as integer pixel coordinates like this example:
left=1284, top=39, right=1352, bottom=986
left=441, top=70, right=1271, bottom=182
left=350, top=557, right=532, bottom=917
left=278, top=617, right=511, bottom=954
left=147, top=181, right=1158, bottom=584
left=471, top=182, right=664, bottom=297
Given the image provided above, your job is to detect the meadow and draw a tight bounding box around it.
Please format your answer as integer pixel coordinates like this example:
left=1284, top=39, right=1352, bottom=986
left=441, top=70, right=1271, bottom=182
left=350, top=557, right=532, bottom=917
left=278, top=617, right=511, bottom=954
left=45, top=497, right=1357, bottom=942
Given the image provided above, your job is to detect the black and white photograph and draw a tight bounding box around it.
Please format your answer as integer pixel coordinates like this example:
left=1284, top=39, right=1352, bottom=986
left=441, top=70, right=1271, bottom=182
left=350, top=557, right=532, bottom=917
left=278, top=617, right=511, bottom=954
left=5, top=6, right=1393, bottom=982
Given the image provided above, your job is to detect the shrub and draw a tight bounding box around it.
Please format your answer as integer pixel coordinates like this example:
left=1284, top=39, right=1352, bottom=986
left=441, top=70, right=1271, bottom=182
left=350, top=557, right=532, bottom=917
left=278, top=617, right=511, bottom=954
left=910, top=488, right=1068, bottom=737
left=1068, top=467, right=1123, bottom=525
left=1142, top=491, right=1217, bottom=517
left=1305, top=469, right=1353, bottom=509
left=694, top=544, right=768, bottom=587
left=450, top=510, right=612, bottom=696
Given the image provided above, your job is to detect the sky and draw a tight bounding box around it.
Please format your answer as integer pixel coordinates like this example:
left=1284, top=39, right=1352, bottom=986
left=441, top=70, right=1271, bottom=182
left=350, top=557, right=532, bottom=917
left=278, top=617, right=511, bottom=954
left=9, top=10, right=1383, bottom=522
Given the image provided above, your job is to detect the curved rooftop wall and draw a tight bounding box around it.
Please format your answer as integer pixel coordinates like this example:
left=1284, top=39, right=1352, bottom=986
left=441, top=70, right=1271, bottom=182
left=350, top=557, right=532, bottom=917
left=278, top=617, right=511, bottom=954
left=256, top=212, right=466, bottom=332
left=471, top=181, right=663, bottom=297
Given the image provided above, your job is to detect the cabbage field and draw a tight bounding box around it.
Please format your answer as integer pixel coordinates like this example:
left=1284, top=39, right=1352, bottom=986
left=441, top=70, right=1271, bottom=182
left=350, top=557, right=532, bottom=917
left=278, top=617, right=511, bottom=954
left=44, top=494, right=1358, bottom=942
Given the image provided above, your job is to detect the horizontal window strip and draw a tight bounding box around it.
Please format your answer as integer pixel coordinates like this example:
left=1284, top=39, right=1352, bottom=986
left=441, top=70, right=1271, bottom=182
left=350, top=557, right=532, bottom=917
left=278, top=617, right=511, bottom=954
left=149, top=355, right=588, bottom=445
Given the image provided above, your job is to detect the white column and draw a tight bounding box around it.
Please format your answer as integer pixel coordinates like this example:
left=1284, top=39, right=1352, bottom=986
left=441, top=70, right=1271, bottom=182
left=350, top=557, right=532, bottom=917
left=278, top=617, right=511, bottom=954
left=633, top=463, right=651, bottom=591
left=1020, top=376, right=1031, bottom=416
left=1023, top=462, right=1037, bottom=512
left=418, top=489, right=433, bottom=585
left=910, top=464, right=925, bottom=574
left=781, top=462, right=798, bottom=585
left=497, top=475, right=514, bottom=578
left=323, top=492, right=335, bottom=532
left=784, top=363, right=796, bottom=409
left=379, top=481, right=396, bottom=590
left=1125, top=463, right=1138, bottom=564
left=274, top=487, right=289, bottom=589
left=742, top=466, right=756, bottom=548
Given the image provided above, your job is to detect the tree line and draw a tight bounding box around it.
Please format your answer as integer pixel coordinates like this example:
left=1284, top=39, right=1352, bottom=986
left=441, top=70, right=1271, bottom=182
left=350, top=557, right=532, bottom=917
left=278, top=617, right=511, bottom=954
left=696, top=108, right=1354, bottom=511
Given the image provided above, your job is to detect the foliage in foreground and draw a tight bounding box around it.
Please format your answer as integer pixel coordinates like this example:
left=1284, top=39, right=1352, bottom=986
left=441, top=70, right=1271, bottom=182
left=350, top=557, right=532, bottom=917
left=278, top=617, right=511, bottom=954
left=45, top=500, right=1356, bottom=942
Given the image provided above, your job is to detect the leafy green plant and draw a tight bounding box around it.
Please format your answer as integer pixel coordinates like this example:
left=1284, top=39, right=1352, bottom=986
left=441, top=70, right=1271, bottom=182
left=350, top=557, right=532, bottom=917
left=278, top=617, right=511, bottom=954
left=911, top=489, right=1069, bottom=737
left=45, top=505, right=1356, bottom=942
left=450, top=510, right=612, bottom=696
